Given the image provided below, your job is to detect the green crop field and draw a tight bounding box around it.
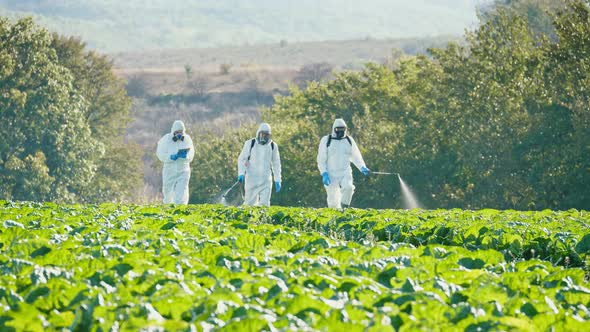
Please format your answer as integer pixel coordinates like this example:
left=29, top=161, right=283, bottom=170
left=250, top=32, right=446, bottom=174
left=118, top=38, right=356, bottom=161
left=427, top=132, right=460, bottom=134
left=1, top=201, right=589, bottom=331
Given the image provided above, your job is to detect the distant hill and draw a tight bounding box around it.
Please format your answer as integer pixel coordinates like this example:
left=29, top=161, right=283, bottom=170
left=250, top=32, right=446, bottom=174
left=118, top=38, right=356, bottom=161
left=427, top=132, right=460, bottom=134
left=112, top=36, right=461, bottom=73
left=0, top=0, right=487, bottom=52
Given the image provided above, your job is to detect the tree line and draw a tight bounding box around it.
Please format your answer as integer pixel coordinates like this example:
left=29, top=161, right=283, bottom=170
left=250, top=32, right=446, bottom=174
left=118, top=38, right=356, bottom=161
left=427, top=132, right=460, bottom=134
left=1, top=1, right=588, bottom=210
left=191, top=0, right=590, bottom=210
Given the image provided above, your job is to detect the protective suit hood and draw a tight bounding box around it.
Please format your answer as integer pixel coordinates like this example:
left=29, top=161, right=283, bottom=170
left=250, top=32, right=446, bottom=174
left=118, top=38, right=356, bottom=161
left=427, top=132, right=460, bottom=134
left=256, top=123, right=272, bottom=136
left=332, top=118, right=347, bottom=136
left=171, top=120, right=186, bottom=134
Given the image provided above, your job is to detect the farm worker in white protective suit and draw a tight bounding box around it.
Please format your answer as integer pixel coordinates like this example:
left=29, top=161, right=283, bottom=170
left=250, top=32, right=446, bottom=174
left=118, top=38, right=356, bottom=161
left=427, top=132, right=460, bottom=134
left=237, top=123, right=282, bottom=206
left=156, top=120, right=195, bottom=204
left=317, top=118, right=370, bottom=209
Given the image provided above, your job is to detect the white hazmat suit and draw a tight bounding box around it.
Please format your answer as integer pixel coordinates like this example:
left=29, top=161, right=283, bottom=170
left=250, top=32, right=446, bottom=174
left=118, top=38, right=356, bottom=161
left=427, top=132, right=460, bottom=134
left=156, top=120, right=195, bottom=204
left=237, top=123, right=282, bottom=206
left=317, top=119, right=367, bottom=208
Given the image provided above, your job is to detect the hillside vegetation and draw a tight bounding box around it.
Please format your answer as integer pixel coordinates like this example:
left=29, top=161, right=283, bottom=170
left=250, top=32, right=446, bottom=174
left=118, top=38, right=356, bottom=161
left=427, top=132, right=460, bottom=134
left=191, top=0, right=590, bottom=210
left=0, top=0, right=482, bottom=51
left=1, top=0, right=589, bottom=211
left=112, top=36, right=458, bottom=72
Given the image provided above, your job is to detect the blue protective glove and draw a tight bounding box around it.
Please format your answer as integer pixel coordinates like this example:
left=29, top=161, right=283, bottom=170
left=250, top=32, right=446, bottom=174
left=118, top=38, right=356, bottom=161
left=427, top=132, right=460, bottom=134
left=275, top=181, right=281, bottom=193
left=177, top=150, right=188, bottom=159
left=361, top=166, right=371, bottom=176
left=321, top=172, right=330, bottom=186
left=170, top=153, right=179, bottom=161
left=238, top=174, right=245, bottom=183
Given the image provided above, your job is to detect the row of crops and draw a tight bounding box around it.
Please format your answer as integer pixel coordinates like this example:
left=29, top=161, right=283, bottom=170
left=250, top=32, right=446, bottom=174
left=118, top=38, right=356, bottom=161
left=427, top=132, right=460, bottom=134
left=1, top=201, right=589, bottom=330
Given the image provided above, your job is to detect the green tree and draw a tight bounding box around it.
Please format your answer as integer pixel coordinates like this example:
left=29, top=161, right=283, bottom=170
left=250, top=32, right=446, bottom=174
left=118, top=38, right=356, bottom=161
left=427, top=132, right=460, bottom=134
left=0, top=18, right=102, bottom=202
left=533, top=0, right=590, bottom=208
left=428, top=10, right=544, bottom=208
left=184, top=64, right=193, bottom=80
left=50, top=34, right=143, bottom=202
left=0, top=18, right=142, bottom=203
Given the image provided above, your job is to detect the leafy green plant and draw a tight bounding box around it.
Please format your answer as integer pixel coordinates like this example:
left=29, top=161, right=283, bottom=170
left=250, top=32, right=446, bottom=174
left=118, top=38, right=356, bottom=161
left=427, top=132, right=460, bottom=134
left=0, top=201, right=588, bottom=330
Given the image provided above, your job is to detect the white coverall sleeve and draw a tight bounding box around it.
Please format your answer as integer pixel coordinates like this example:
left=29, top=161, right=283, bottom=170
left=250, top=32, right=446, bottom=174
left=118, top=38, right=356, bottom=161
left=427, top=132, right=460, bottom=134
left=156, top=136, right=170, bottom=162
left=271, top=144, right=282, bottom=182
left=185, top=136, right=195, bottom=163
left=349, top=136, right=366, bottom=171
left=237, top=140, right=251, bottom=176
left=317, top=136, right=329, bottom=174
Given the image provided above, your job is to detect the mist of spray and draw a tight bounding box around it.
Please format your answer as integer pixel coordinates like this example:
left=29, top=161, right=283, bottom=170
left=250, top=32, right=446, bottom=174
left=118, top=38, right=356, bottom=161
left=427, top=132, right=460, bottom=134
left=398, top=174, right=421, bottom=209
left=216, top=181, right=240, bottom=206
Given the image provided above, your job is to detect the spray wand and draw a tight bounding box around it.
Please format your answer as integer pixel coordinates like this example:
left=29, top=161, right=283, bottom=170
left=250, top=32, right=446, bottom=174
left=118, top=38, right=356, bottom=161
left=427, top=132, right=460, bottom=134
left=221, top=181, right=240, bottom=199
left=371, top=171, right=400, bottom=176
